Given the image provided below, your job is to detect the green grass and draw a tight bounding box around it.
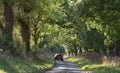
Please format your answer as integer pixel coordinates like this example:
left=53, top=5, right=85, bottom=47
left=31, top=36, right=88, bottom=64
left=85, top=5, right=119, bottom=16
left=67, top=57, right=120, bottom=73
left=0, top=57, right=55, bottom=73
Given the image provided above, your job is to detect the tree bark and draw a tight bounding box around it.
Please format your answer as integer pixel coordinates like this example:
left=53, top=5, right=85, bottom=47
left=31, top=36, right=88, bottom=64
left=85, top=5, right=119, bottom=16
left=18, top=18, right=30, bottom=52
left=114, top=40, right=120, bottom=57
left=32, top=23, right=39, bottom=46
left=94, top=48, right=100, bottom=53
left=4, top=2, right=14, bottom=34
left=78, top=47, right=82, bottom=55
left=3, top=1, right=14, bottom=51
left=101, top=45, right=107, bottom=56
left=0, top=21, right=4, bottom=33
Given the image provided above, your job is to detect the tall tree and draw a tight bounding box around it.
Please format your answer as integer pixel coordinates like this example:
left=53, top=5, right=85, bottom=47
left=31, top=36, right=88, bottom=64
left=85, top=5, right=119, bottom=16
left=75, top=0, right=120, bottom=55
left=17, top=18, right=30, bottom=52
left=0, top=0, right=14, bottom=52
left=16, top=0, right=38, bottom=52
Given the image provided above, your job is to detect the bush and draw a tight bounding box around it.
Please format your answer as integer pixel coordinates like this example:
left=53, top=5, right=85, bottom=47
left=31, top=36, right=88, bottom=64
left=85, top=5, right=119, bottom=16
left=102, top=56, right=120, bottom=66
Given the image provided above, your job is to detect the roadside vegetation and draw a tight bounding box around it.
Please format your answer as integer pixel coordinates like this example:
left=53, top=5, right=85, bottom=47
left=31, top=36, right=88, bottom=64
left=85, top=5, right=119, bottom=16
left=67, top=57, right=120, bottom=73
left=0, top=56, right=55, bottom=73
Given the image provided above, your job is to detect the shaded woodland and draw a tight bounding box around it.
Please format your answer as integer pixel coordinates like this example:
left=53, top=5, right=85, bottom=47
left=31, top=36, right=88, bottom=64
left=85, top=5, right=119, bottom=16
left=0, top=0, right=120, bottom=62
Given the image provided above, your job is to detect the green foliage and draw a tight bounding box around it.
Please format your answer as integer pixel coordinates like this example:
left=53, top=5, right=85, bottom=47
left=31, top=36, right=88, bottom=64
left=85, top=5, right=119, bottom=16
left=92, top=66, right=120, bottom=73
left=67, top=57, right=120, bottom=73
left=48, top=43, right=65, bottom=54
left=0, top=57, right=55, bottom=73
left=0, top=0, right=120, bottom=72
left=59, top=0, right=120, bottom=53
left=87, top=28, right=104, bottom=51
left=0, top=0, right=120, bottom=57
left=77, top=0, right=120, bottom=45
left=0, top=35, right=13, bottom=51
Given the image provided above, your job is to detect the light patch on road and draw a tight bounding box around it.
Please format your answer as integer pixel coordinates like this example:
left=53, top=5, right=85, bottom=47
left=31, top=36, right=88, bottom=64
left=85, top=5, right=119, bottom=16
left=46, top=61, right=91, bottom=73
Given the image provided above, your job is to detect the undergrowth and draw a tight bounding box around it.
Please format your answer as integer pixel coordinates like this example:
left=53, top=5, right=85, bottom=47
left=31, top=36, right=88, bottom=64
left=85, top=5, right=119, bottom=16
left=67, top=57, right=120, bottom=73
left=0, top=57, right=55, bottom=73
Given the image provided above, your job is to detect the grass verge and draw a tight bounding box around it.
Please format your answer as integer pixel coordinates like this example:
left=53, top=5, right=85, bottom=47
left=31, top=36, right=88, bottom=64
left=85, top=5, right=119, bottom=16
left=67, top=57, right=120, bottom=73
left=0, top=57, right=55, bottom=73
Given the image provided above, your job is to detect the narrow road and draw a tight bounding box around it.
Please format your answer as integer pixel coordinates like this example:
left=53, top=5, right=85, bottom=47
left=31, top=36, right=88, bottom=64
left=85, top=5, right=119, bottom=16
left=46, top=61, right=91, bottom=73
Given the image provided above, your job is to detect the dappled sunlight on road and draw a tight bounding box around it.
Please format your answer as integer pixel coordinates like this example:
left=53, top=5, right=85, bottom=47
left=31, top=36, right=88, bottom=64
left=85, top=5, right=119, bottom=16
left=46, top=61, right=91, bottom=73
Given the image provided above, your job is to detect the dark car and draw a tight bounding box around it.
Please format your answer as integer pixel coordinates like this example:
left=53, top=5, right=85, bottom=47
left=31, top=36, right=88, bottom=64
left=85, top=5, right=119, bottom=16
left=54, top=53, right=64, bottom=61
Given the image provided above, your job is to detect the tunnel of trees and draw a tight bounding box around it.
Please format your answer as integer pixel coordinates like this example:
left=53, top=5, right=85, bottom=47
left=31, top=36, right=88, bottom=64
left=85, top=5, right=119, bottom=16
left=0, top=0, right=120, bottom=59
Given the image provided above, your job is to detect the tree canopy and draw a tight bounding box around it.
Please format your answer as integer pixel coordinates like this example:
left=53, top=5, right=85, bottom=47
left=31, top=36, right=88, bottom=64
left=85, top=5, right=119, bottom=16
left=0, top=0, right=120, bottom=57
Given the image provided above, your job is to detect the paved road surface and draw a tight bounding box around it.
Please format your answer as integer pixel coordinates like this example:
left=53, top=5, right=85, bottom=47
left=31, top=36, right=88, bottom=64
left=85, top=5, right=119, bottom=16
left=46, top=61, right=91, bottom=73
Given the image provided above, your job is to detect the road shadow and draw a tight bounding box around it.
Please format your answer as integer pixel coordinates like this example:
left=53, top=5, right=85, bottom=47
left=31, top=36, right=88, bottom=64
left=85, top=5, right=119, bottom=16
left=46, top=60, right=91, bottom=73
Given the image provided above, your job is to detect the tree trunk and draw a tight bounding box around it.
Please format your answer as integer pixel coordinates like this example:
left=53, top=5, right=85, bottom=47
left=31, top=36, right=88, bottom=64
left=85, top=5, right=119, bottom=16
left=101, top=45, right=107, bottom=56
left=114, top=40, right=120, bottom=57
left=74, top=48, right=78, bottom=56
left=18, top=18, right=30, bottom=52
left=3, top=2, right=14, bottom=51
left=78, top=47, right=82, bottom=54
left=0, top=21, right=4, bottom=33
left=33, top=23, right=39, bottom=46
left=109, top=44, right=114, bottom=56
left=94, top=48, right=100, bottom=53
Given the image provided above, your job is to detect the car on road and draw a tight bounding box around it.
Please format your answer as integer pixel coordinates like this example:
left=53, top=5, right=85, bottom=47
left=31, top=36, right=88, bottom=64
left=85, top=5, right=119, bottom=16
left=54, top=53, right=64, bottom=61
